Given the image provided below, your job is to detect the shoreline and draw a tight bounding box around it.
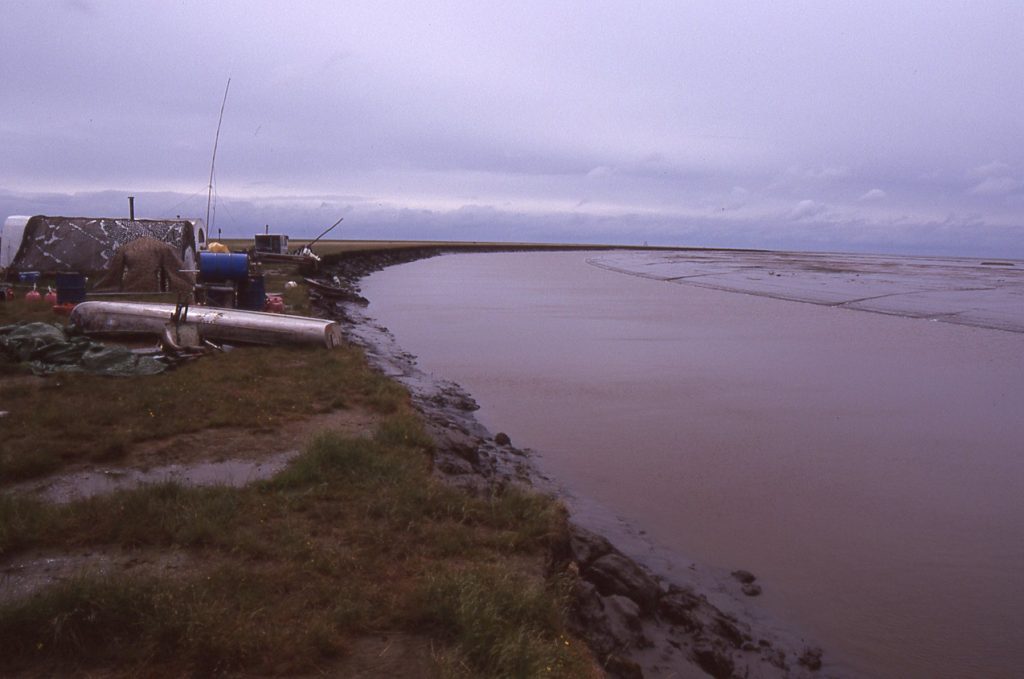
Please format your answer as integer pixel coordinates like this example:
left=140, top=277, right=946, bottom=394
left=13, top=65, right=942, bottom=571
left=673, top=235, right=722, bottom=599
left=316, top=247, right=837, bottom=678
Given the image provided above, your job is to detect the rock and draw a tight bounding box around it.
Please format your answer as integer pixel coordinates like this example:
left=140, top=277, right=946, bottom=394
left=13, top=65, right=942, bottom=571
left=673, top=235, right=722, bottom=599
left=586, top=553, right=661, bottom=614
left=731, top=569, right=757, bottom=584
left=451, top=446, right=480, bottom=466
left=691, top=640, right=735, bottom=679
left=741, top=582, right=762, bottom=597
left=714, top=615, right=750, bottom=649
left=799, top=646, right=824, bottom=671
left=604, top=653, right=644, bottom=679
left=603, top=594, right=647, bottom=649
left=440, top=474, right=491, bottom=496
left=572, top=581, right=606, bottom=628
left=427, top=425, right=481, bottom=464
left=567, top=525, right=615, bottom=568
left=570, top=582, right=646, bottom=658
left=768, top=648, right=787, bottom=669
left=658, top=585, right=701, bottom=626
left=494, top=431, right=511, bottom=446
left=433, top=454, right=474, bottom=476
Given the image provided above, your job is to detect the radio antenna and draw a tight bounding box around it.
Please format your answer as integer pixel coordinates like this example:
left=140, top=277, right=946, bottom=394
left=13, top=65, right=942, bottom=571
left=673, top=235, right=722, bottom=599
left=206, top=77, right=231, bottom=233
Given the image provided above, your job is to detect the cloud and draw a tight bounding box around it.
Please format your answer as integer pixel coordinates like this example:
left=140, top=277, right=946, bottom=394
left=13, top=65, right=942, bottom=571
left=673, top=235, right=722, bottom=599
left=3, top=185, right=1023, bottom=258
left=786, top=165, right=850, bottom=181
left=729, top=186, right=750, bottom=204
left=62, top=0, right=98, bottom=15
left=968, top=161, right=1011, bottom=179
left=968, top=176, right=1021, bottom=196
left=963, top=160, right=1021, bottom=196
left=2, top=4, right=1023, bottom=258
left=789, top=199, right=827, bottom=221
left=810, top=166, right=849, bottom=180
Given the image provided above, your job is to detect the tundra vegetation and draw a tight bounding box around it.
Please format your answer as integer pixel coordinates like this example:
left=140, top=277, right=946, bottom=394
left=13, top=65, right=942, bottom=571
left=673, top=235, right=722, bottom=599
left=0, top=281, right=595, bottom=677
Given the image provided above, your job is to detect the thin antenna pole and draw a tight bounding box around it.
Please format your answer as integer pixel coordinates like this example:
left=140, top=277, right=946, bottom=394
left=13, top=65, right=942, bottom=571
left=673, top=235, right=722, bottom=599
left=206, top=77, right=231, bottom=232
left=308, top=217, right=345, bottom=247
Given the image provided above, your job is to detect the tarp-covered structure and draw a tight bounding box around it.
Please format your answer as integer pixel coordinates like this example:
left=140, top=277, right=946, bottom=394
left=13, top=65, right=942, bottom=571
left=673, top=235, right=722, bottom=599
left=0, top=215, right=203, bottom=274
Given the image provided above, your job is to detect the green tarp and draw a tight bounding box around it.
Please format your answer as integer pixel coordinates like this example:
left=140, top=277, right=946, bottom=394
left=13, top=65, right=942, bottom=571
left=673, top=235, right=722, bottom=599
left=0, top=322, right=167, bottom=377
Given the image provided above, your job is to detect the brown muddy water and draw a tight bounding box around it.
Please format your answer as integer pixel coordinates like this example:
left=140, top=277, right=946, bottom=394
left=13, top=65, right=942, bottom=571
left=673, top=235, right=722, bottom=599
left=361, top=250, right=1024, bottom=679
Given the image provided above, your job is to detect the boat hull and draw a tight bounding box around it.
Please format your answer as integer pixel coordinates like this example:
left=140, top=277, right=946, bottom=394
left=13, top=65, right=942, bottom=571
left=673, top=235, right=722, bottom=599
left=70, top=301, right=343, bottom=349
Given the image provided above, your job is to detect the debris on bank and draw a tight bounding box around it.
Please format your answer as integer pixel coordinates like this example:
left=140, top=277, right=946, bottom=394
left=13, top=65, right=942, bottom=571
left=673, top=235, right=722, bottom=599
left=70, top=301, right=343, bottom=349
left=2, top=205, right=345, bottom=359
left=0, top=322, right=167, bottom=376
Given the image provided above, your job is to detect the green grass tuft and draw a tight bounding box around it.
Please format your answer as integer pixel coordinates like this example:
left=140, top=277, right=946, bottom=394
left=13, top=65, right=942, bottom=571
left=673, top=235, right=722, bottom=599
left=0, top=567, right=345, bottom=676
left=0, top=494, right=54, bottom=556
left=374, top=413, right=435, bottom=449
left=416, top=566, right=586, bottom=678
left=264, top=431, right=422, bottom=491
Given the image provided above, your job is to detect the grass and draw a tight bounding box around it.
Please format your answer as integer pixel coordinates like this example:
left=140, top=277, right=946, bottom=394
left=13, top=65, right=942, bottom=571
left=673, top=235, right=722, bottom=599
left=0, top=278, right=594, bottom=676
left=0, top=568, right=346, bottom=676
left=419, top=567, right=590, bottom=678
left=0, top=296, right=71, bottom=326
left=0, top=342, right=406, bottom=483
left=0, top=420, right=589, bottom=677
left=0, top=276, right=365, bottom=484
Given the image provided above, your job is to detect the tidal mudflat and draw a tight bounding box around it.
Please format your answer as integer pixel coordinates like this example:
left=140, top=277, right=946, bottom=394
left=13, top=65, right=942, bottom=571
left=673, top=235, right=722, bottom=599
left=361, top=249, right=1024, bottom=679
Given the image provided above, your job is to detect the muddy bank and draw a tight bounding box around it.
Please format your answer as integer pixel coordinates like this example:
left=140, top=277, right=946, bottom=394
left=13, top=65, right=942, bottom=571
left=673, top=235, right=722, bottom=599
left=313, top=249, right=835, bottom=679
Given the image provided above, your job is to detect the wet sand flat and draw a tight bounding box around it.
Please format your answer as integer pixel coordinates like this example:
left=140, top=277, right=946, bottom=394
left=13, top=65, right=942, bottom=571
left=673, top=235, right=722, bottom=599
left=594, top=249, right=1024, bottom=332
left=361, top=250, right=1024, bottom=679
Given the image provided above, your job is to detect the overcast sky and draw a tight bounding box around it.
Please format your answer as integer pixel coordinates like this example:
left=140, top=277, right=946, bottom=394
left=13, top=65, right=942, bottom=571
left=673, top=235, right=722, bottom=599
left=2, top=1, right=1022, bottom=256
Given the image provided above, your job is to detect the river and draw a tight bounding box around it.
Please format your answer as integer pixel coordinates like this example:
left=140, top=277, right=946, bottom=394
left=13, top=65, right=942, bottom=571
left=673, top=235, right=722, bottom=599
left=359, top=249, right=1024, bottom=679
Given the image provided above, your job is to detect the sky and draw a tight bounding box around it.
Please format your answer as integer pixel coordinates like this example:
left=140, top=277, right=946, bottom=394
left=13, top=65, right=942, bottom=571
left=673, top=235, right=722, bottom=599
left=2, top=1, right=1023, bottom=257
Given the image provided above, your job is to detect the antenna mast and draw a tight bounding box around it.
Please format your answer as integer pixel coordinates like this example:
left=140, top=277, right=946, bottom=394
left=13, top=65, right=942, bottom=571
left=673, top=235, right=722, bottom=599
left=206, top=77, right=231, bottom=234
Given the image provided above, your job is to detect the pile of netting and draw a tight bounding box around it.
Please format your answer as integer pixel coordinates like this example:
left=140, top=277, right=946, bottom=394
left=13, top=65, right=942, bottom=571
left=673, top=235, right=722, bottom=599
left=0, top=322, right=167, bottom=376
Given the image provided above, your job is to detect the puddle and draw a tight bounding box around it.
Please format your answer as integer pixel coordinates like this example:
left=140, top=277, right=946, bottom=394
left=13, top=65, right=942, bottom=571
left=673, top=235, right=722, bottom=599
left=0, top=548, right=194, bottom=605
left=7, top=452, right=299, bottom=504
left=2, top=408, right=381, bottom=503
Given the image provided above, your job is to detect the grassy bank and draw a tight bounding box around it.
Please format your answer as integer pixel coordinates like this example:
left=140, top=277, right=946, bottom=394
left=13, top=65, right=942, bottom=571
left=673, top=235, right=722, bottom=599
left=1, top=421, right=590, bottom=677
left=0, top=287, right=596, bottom=676
left=0, top=340, right=404, bottom=483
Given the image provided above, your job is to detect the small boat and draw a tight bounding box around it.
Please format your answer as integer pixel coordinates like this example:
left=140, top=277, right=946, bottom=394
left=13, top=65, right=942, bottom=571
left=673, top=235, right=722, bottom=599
left=70, top=301, right=343, bottom=349
left=303, top=277, right=351, bottom=298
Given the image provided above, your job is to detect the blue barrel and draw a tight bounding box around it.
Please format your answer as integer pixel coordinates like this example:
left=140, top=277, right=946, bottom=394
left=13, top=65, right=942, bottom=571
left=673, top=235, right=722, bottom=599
left=237, top=275, right=266, bottom=311
left=198, top=252, right=249, bottom=282
left=55, top=272, right=87, bottom=305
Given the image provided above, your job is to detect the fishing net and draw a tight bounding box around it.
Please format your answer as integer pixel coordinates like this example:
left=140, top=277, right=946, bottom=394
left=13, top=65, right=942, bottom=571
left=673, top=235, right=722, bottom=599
left=0, top=322, right=167, bottom=376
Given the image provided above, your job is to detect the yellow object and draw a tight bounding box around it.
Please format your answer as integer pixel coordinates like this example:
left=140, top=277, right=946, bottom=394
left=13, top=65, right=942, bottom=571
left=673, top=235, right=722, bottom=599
left=206, top=242, right=230, bottom=253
